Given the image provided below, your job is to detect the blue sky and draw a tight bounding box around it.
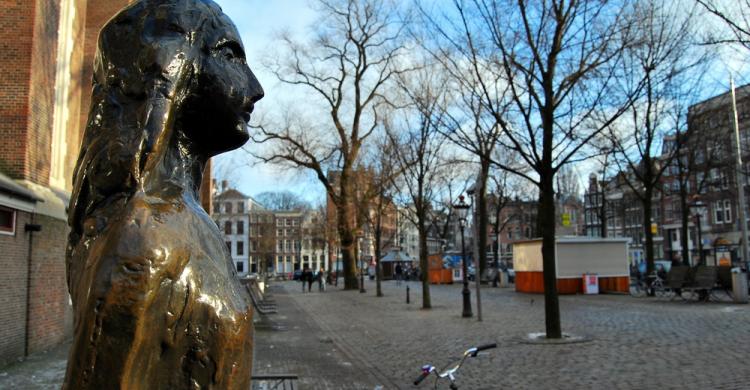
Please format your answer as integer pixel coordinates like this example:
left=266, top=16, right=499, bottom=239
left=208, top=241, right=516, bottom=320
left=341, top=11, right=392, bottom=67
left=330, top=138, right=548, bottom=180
left=212, top=0, right=324, bottom=202
left=210, top=0, right=750, bottom=202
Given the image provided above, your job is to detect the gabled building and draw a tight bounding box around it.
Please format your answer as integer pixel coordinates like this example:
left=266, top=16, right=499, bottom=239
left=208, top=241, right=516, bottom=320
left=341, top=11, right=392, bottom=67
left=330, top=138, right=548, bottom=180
left=213, top=183, right=264, bottom=276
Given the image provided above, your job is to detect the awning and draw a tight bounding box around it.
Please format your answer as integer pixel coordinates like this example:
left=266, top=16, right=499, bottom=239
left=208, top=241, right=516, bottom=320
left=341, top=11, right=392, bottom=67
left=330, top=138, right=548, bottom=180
left=380, top=250, right=415, bottom=263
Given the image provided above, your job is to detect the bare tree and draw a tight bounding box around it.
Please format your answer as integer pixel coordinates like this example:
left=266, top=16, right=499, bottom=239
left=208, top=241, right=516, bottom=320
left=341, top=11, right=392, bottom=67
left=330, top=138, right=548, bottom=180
left=255, top=191, right=310, bottom=211
left=388, top=65, right=451, bottom=309
left=354, top=136, right=401, bottom=297
left=420, top=34, right=507, bottom=283
left=424, top=0, right=639, bottom=338
left=697, top=0, right=750, bottom=50
left=251, top=0, right=407, bottom=289
left=607, top=0, right=709, bottom=279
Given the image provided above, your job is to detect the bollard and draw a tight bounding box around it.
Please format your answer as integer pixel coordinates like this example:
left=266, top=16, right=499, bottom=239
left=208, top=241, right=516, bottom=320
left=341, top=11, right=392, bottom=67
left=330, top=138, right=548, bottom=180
left=406, top=285, right=410, bottom=304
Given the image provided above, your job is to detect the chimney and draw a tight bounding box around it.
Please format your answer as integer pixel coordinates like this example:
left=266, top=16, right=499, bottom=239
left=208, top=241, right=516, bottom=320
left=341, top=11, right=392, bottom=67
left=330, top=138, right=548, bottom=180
left=222, top=180, right=229, bottom=192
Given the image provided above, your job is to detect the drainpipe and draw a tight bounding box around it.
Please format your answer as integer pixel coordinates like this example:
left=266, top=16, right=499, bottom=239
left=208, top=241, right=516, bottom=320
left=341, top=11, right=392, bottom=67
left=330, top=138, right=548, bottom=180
left=24, top=215, right=42, bottom=357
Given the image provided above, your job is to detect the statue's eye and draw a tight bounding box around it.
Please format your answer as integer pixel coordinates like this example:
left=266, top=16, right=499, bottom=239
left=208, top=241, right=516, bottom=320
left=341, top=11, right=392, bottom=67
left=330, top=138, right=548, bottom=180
left=215, top=41, right=245, bottom=63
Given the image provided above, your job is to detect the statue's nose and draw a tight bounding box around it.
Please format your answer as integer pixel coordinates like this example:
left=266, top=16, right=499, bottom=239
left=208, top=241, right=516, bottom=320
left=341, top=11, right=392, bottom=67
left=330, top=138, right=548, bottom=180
left=247, top=70, right=264, bottom=104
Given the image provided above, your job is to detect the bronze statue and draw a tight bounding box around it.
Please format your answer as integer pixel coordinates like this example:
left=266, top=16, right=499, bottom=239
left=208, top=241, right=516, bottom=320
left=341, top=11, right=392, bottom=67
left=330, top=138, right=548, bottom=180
left=64, top=0, right=263, bottom=388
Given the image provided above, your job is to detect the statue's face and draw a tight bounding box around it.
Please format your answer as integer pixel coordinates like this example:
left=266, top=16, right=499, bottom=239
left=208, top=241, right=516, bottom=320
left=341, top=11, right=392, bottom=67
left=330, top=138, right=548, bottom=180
left=179, top=12, right=264, bottom=156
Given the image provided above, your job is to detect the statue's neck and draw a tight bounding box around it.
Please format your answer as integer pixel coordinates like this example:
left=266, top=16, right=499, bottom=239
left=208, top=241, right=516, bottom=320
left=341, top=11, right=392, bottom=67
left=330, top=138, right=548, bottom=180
left=142, top=133, right=206, bottom=202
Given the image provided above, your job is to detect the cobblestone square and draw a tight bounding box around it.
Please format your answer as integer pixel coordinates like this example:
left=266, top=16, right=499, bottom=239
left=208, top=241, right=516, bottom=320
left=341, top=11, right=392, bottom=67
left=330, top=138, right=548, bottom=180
left=255, top=280, right=750, bottom=389
left=1, top=279, right=749, bottom=389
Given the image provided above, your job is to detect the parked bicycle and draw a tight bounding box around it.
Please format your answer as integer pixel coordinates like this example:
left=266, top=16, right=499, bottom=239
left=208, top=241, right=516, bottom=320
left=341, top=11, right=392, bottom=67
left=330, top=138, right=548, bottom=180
left=413, top=343, right=496, bottom=389
left=629, top=271, right=668, bottom=298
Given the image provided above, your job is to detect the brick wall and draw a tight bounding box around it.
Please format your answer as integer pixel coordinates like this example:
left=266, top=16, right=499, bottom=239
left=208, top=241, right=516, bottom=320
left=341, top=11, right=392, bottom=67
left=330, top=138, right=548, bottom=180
left=25, top=0, right=61, bottom=186
left=0, top=1, right=35, bottom=179
left=0, top=211, right=31, bottom=366
left=26, top=214, right=71, bottom=354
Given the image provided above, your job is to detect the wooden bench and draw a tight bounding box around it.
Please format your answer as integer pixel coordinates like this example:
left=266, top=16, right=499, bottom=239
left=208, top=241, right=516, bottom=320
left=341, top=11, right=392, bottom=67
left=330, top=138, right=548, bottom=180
left=662, top=265, right=690, bottom=299
left=682, top=266, right=717, bottom=301
left=243, top=279, right=277, bottom=314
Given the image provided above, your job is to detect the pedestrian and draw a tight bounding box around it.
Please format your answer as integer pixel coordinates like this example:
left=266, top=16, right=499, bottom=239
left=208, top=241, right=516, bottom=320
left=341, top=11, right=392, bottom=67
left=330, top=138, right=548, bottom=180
left=301, top=267, right=309, bottom=293
left=318, top=268, right=326, bottom=292
left=395, top=263, right=403, bottom=285
left=307, top=268, right=314, bottom=292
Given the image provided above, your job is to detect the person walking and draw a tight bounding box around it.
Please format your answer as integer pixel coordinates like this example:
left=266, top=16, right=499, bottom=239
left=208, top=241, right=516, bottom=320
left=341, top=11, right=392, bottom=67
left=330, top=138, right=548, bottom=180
left=318, top=268, right=326, bottom=292
left=306, top=268, right=314, bottom=292
left=395, top=263, right=403, bottom=286
left=301, top=267, right=309, bottom=293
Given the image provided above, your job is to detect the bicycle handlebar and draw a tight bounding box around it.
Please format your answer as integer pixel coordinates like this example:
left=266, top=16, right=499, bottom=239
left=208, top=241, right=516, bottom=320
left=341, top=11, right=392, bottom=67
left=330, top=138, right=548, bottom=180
left=413, top=371, right=430, bottom=386
left=414, top=365, right=433, bottom=385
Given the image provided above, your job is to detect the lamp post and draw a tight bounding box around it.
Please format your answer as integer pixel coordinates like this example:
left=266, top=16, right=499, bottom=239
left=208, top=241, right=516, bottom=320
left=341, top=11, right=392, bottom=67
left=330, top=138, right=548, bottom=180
left=357, top=231, right=366, bottom=293
left=689, top=197, right=706, bottom=266
left=453, top=195, right=472, bottom=318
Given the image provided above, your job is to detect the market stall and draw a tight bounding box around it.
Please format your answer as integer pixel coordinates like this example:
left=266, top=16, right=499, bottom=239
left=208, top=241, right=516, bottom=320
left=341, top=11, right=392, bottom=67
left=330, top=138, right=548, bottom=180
left=513, top=237, right=630, bottom=294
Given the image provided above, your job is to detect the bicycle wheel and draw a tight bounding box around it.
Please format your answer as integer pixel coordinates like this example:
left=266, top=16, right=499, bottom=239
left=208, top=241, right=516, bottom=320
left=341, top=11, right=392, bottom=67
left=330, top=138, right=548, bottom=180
left=629, top=280, right=646, bottom=298
left=653, top=281, right=672, bottom=299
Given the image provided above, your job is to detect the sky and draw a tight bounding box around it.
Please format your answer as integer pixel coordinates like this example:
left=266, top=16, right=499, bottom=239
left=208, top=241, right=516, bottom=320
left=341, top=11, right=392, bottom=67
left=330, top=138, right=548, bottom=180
left=212, top=0, right=324, bottom=203
left=211, top=0, right=750, bottom=201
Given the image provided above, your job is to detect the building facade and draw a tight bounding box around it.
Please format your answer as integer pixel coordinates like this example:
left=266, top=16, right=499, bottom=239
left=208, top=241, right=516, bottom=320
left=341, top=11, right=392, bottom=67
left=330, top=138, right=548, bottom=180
left=584, top=84, right=750, bottom=267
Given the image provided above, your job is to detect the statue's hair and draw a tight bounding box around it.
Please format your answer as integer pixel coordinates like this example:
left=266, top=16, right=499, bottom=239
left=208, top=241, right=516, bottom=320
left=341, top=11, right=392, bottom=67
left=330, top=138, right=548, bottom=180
left=67, top=0, right=227, bottom=243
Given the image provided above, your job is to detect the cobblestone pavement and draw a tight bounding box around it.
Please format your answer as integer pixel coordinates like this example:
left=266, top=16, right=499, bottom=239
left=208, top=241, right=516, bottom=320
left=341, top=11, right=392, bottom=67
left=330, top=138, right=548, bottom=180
left=275, top=279, right=750, bottom=390
left=2, top=279, right=749, bottom=389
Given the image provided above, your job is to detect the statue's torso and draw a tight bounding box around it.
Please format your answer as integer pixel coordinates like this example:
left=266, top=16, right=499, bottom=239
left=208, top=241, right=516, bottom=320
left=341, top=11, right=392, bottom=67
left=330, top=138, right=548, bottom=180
left=65, top=192, right=253, bottom=389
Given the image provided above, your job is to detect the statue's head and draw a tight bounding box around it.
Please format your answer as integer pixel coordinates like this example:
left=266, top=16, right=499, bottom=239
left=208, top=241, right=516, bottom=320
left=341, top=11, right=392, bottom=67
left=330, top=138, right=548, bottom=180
left=69, top=0, right=263, bottom=238
left=95, top=0, right=263, bottom=156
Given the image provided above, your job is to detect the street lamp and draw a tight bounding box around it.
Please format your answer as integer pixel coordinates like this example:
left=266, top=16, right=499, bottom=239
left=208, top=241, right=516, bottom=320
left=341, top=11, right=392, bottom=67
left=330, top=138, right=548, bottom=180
left=357, top=231, right=366, bottom=293
left=453, top=195, right=472, bottom=318
left=689, top=197, right=707, bottom=266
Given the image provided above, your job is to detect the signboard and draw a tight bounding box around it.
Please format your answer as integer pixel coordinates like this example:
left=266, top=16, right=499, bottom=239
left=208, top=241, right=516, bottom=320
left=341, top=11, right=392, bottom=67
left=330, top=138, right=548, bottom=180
left=561, top=213, right=571, bottom=227
left=650, top=222, right=657, bottom=234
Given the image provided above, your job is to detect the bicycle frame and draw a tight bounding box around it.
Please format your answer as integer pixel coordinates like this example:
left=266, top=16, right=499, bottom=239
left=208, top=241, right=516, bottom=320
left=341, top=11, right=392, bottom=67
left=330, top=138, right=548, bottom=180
left=414, top=344, right=496, bottom=389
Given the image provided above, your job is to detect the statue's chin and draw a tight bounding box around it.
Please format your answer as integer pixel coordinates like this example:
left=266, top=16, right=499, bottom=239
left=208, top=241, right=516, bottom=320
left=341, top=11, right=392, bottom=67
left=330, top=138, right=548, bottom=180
left=206, top=121, right=250, bottom=156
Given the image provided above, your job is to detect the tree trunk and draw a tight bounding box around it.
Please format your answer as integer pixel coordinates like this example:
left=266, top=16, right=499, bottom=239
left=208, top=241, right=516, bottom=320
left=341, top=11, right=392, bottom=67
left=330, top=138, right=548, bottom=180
left=539, top=169, right=561, bottom=338
left=335, top=168, right=359, bottom=290
left=374, top=214, right=384, bottom=297
left=679, top=183, right=690, bottom=266
left=643, top=188, right=655, bottom=277
left=336, top=201, right=358, bottom=290
left=418, top=210, right=431, bottom=309
left=477, top=161, right=490, bottom=280
left=600, top=189, right=608, bottom=238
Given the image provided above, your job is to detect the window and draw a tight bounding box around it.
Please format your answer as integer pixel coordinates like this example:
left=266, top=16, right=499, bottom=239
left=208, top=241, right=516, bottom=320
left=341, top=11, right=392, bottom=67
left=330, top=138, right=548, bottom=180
left=237, top=221, right=244, bottom=234
left=213, top=203, right=220, bottom=214
left=236, top=261, right=244, bottom=273
left=237, top=202, right=244, bottom=213
left=277, top=228, right=283, bottom=236
left=714, top=201, right=724, bottom=224
left=0, top=207, right=15, bottom=235
left=724, top=200, right=732, bottom=223
left=224, top=221, right=232, bottom=234
left=237, top=241, right=244, bottom=255
left=277, top=241, right=284, bottom=251
left=285, top=219, right=291, bottom=226
left=225, top=202, right=232, bottom=213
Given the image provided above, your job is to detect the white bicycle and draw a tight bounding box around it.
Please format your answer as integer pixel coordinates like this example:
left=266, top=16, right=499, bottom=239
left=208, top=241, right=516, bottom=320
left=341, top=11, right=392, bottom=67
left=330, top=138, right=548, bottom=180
left=413, top=343, right=497, bottom=389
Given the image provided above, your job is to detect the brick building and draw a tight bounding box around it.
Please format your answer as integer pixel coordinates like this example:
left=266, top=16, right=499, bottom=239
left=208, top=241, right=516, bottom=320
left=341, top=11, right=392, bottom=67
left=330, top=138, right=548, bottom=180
left=212, top=184, right=329, bottom=277
left=583, top=85, right=750, bottom=267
